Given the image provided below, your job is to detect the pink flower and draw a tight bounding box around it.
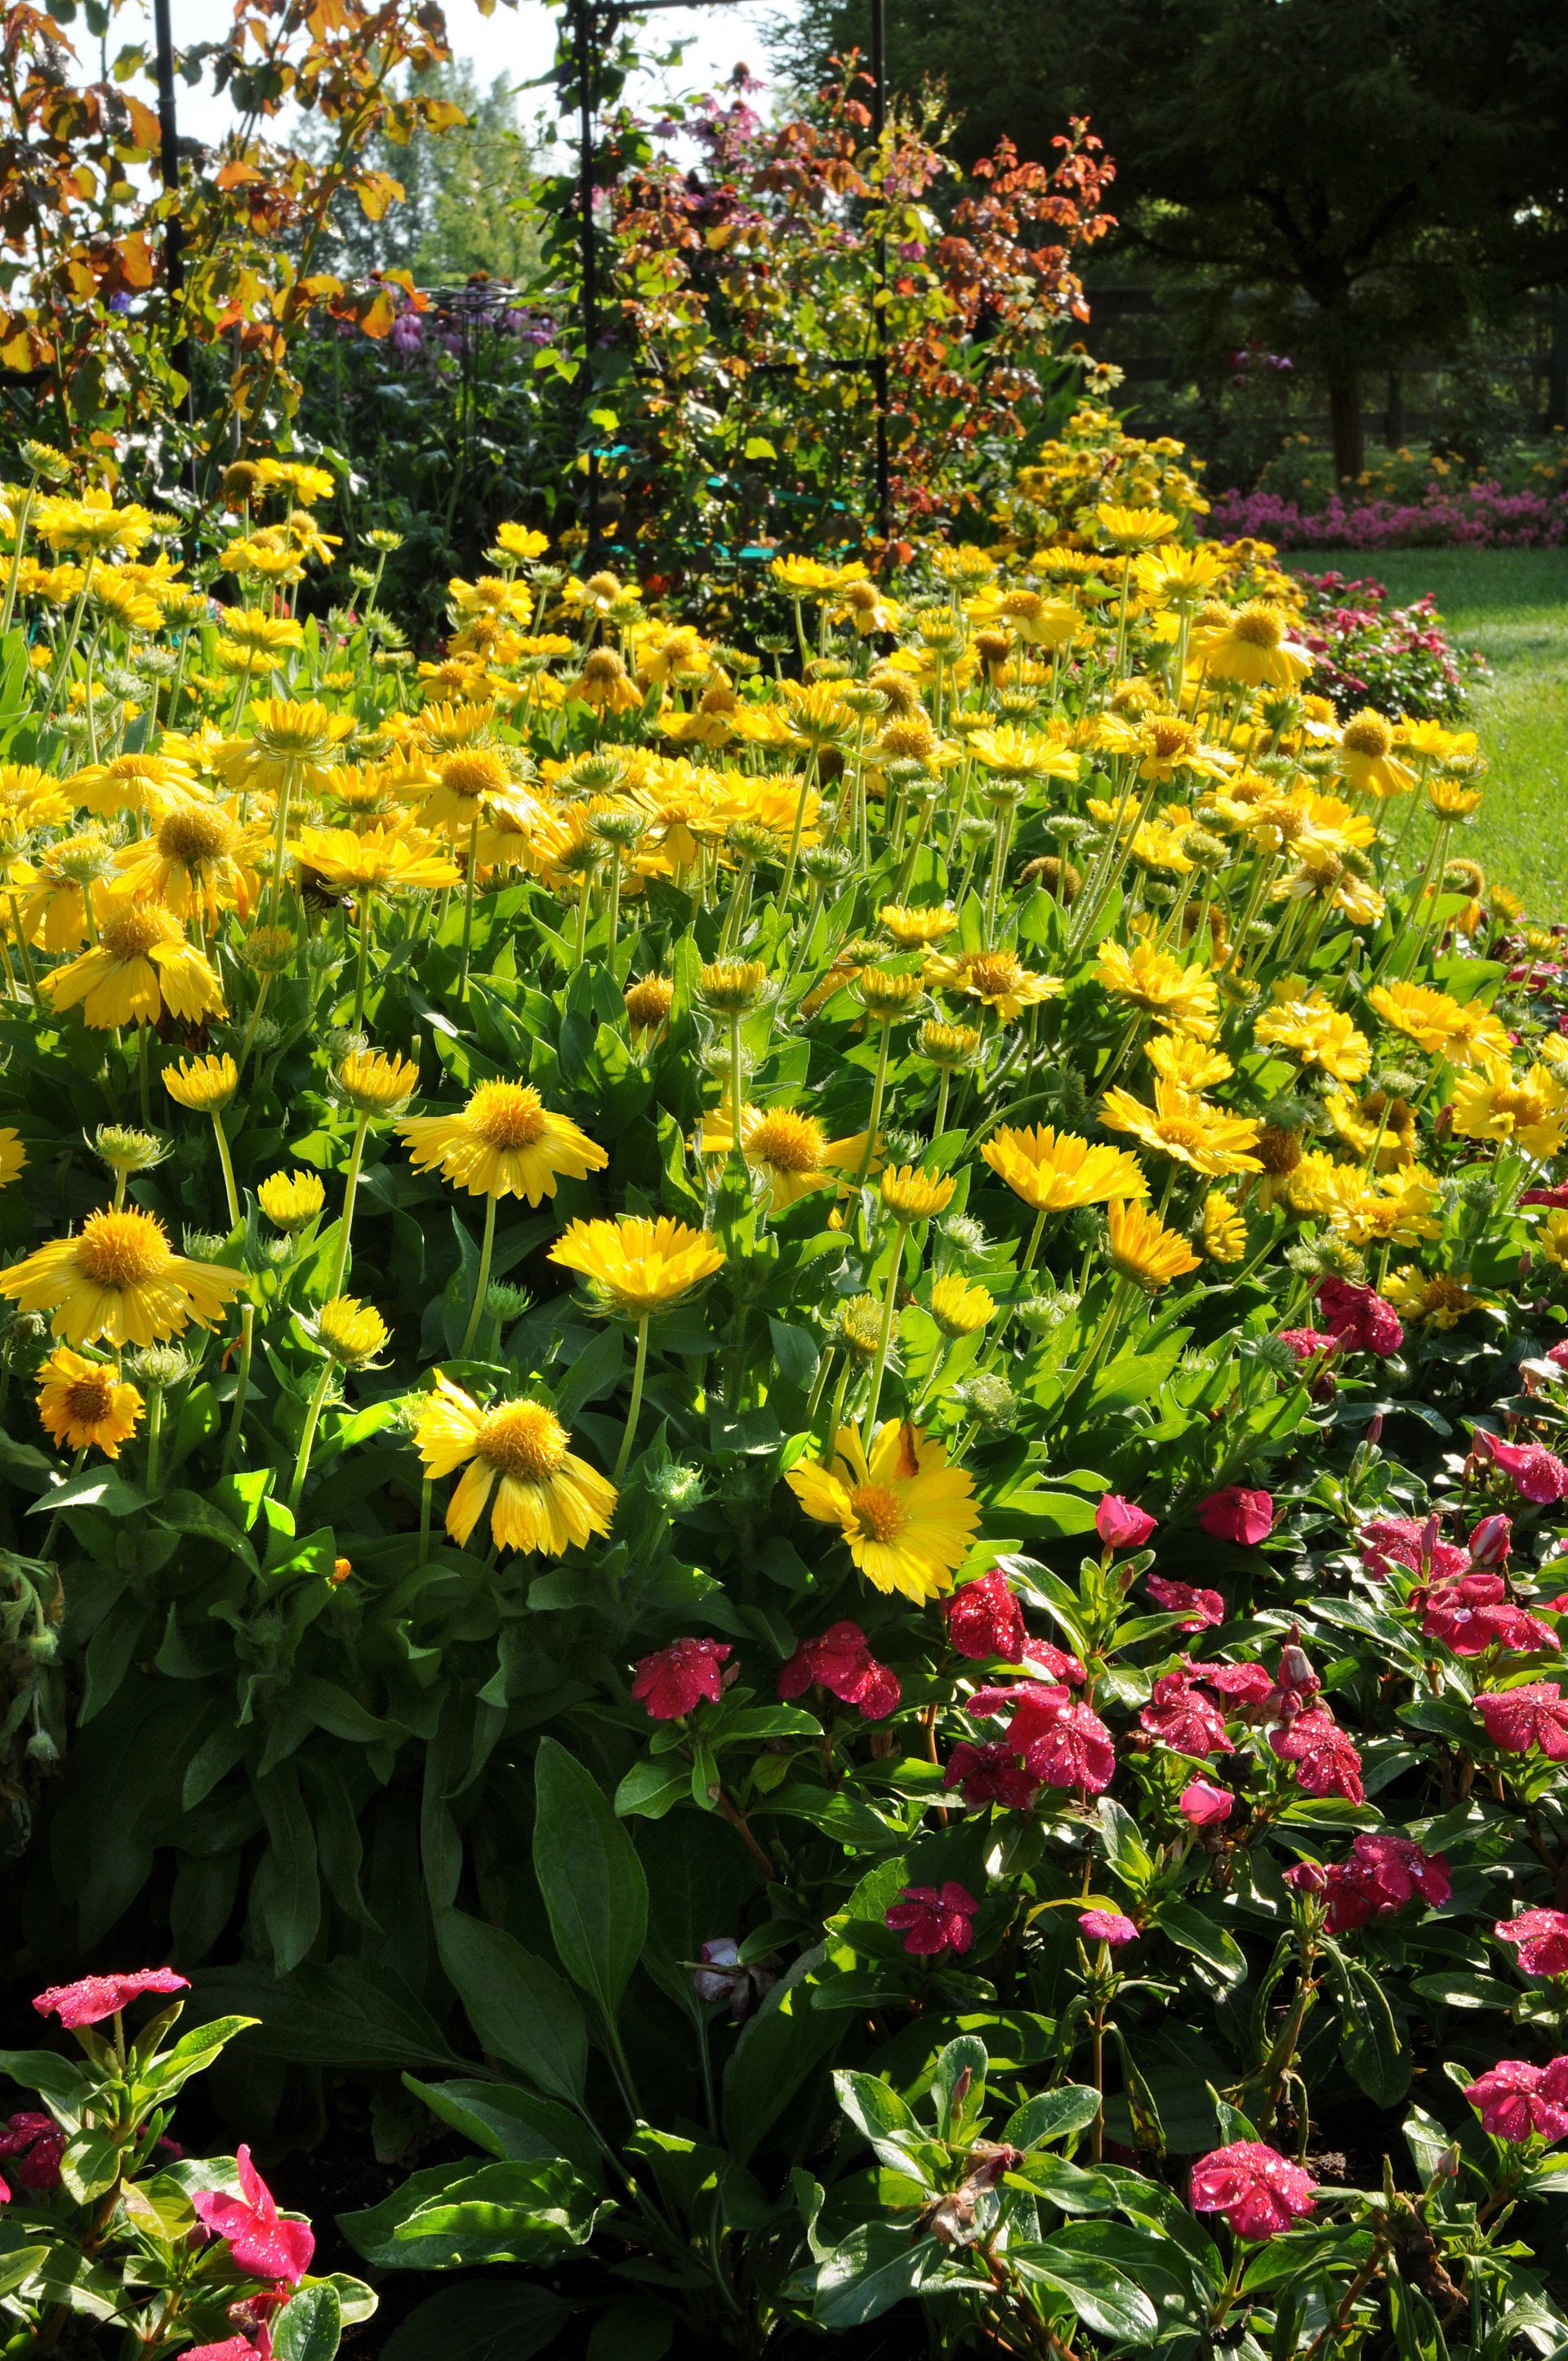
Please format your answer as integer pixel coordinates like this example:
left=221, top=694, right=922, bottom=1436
left=1140, top=1670, right=1233, bottom=1757
left=1147, top=1575, right=1224, bottom=1631
left=943, top=1740, right=1040, bottom=1811
left=1357, top=1515, right=1467, bottom=1583
left=885, top=1882, right=979, bottom=1958
left=192, top=2147, right=315, bottom=2286
left=1323, top=1833, right=1450, bottom=1933
left=1464, top=2060, right=1568, bottom=2144
left=1316, top=1276, right=1403, bottom=1356
left=32, top=1969, right=189, bottom=2029
left=970, top=1682, right=1116, bottom=1792
left=1080, top=1909, right=1138, bottom=1946
left=1284, top=1860, right=1328, bottom=1895
left=1497, top=1909, right=1568, bottom=1977
left=1474, top=1430, right=1568, bottom=1504
left=1180, top=1780, right=1235, bottom=1826
left=777, top=1622, right=900, bottom=1719
left=630, top=1637, right=731, bottom=1720
left=182, top=2343, right=268, bottom=2361
left=1096, top=1495, right=1156, bottom=1551
left=942, top=1569, right=1027, bottom=1662
left=1019, top=1635, right=1087, bottom=1684
left=1269, top=1709, right=1364, bottom=1802
left=1200, top=1661, right=1274, bottom=1708
left=1468, top=1514, right=1513, bottom=1570
left=0, top=2113, right=65, bottom=2190
left=1477, top=1682, right=1568, bottom=1757
left=1197, top=1487, right=1275, bottom=1546
left=1279, top=1327, right=1341, bottom=1364
left=1267, top=1639, right=1321, bottom=1720
left=1190, top=2140, right=1316, bottom=2239
left=1420, top=1575, right=1555, bottom=1658
left=1548, top=1339, right=1568, bottom=1369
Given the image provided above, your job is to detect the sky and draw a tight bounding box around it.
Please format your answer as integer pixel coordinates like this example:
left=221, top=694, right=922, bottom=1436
left=160, top=0, right=780, bottom=149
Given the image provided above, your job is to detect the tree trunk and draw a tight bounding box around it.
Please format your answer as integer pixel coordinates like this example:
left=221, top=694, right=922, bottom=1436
left=1383, top=370, right=1404, bottom=450
left=1325, top=359, right=1363, bottom=482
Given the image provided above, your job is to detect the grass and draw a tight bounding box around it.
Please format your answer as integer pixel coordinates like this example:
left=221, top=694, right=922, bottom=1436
left=1285, top=547, right=1568, bottom=915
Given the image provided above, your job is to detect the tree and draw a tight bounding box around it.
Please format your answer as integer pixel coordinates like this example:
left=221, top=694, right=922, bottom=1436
left=779, top=0, right=1568, bottom=479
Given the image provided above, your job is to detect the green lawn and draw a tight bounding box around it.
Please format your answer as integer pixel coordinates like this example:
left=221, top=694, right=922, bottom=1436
left=1285, top=547, right=1568, bottom=915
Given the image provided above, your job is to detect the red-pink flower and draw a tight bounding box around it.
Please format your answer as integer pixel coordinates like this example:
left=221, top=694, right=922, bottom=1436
left=1096, top=1494, right=1156, bottom=1551
left=1285, top=1860, right=1328, bottom=1895
left=885, top=1882, right=979, bottom=1958
left=1190, top=2140, right=1316, bottom=2239
left=1474, top=1430, right=1568, bottom=1504
left=1497, top=1909, right=1568, bottom=1977
left=192, top=2148, right=315, bottom=2286
left=942, top=1569, right=1027, bottom=1662
left=1464, top=2059, right=1568, bottom=2143
left=1323, top=1833, right=1450, bottom=1933
left=943, top=1740, right=1040, bottom=1812
left=1140, top=1671, right=1233, bottom=1757
left=1019, top=1635, right=1087, bottom=1684
left=777, top=1622, right=900, bottom=1719
left=1357, top=1515, right=1467, bottom=1583
left=1147, top=1575, right=1224, bottom=1631
left=1477, top=1682, right=1568, bottom=1757
left=1200, top=1661, right=1274, bottom=1709
left=1468, top=1513, right=1513, bottom=1570
left=1269, top=1709, right=1364, bottom=1802
left=1316, top=1276, right=1403, bottom=1357
left=32, top=1968, right=189, bottom=2030
left=970, top=1682, right=1116, bottom=1792
left=1197, top=1487, right=1275, bottom=1546
left=630, top=1637, right=731, bottom=1720
left=1279, top=1327, right=1340, bottom=1364
left=1079, top=1909, right=1138, bottom=1946
left=183, top=2342, right=268, bottom=2361
left=1179, top=1780, right=1235, bottom=1826
left=1421, top=1575, right=1555, bottom=1659
left=0, top=2113, right=65, bottom=2190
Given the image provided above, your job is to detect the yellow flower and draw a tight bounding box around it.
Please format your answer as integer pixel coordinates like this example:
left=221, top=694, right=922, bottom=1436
left=982, top=1125, right=1147, bottom=1212
left=36, top=1347, right=144, bottom=1458
left=69, top=749, right=199, bottom=819
left=1536, top=1212, right=1568, bottom=1271
left=879, top=902, right=956, bottom=948
left=117, top=800, right=256, bottom=924
left=1107, top=1199, right=1201, bottom=1290
left=923, top=947, right=1063, bottom=1023
left=918, top=1020, right=982, bottom=1071
left=242, top=697, right=356, bottom=792
left=1254, top=994, right=1372, bottom=1085
left=928, top=1273, right=995, bottom=1337
left=42, top=900, right=225, bottom=1030
left=1099, top=1080, right=1262, bottom=1177
left=1450, top=1061, right=1568, bottom=1160
left=1367, top=980, right=1512, bottom=1070
left=1196, top=601, right=1313, bottom=689
left=858, top=968, right=924, bottom=1020
left=0, top=1128, right=25, bottom=1188
left=550, top=1214, right=724, bottom=1315
left=414, top=1373, right=617, bottom=1557
left=880, top=1165, right=956, bottom=1222
left=1200, top=1192, right=1248, bottom=1263
left=216, top=609, right=306, bottom=660
left=1428, top=775, right=1483, bottom=820
left=0, top=1208, right=243, bottom=1345
left=1382, top=1266, right=1485, bottom=1331
left=624, top=974, right=675, bottom=1036
left=258, top=1169, right=327, bottom=1232
left=786, top=1419, right=979, bottom=1601
left=1332, top=711, right=1415, bottom=799
left=163, top=1052, right=238, bottom=1114
left=966, top=724, right=1080, bottom=784
left=697, top=959, right=769, bottom=1014
left=337, top=1048, right=421, bottom=1116
left=1146, top=1031, right=1233, bottom=1089
left=314, top=1294, right=391, bottom=1365
left=1097, top=501, right=1178, bottom=550
left=1094, top=938, right=1218, bottom=1038
left=496, top=521, right=550, bottom=560
left=699, top=1104, right=873, bottom=1210
left=400, top=1080, right=608, bottom=1203
left=296, top=823, right=461, bottom=895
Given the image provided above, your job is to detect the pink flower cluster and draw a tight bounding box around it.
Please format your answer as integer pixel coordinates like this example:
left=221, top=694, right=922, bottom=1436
left=1209, top=481, right=1568, bottom=550
left=1190, top=2140, right=1316, bottom=2239
left=778, top=1622, right=900, bottom=1719
left=1315, top=1833, right=1450, bottom=1934
left=1467, top=2057, right=1568, bottom=2142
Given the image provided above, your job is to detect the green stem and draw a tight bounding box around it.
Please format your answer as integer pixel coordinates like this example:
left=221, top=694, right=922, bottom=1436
left=458, top=1193, right=497, bottom=1360
left=220, top=1304, right=256, bottom=1477
left=854, top=1019, right=893, bottom=1186
left=212, top=1115, right=241, bottom=1231
left=457, top=813, right=480, bottom=999
left=145, top=1385, right=165, bottom=1497
left=861, top=1221, right=908, bottom=1450
left=287, top=1361, right=336, bottom=1512
left=613, top=1315, right=650, bottom=1481
left=352, top=892, right=373, bottom=1032
left=327, top=1113, right=370, bottom=1298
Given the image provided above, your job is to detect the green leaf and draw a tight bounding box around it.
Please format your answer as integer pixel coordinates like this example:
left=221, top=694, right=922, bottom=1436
left=0, top=2247, right=48, bottom=2301
left=272, top=2285, right=342, bottom=2361
left=380, top=2281, right=568, bottom=2361
left=0, top=2048, right=88, bottom=2108
left=813, top=2225, right=951, bottom=2329
left=1156, top=1899, right=1248, bottom=1989
left=532, top=1736, right=647, bottom=2019
left=833, top=2071, right=937, bottom=2185
left=1008, top=2245, right=1159, bottom=2342
left=436, top=1911, right=587, bottom=2104
left=60, top=2128, right=121, bottom=2203
left=1000, top=2083, right=1102, bottom=2149
left=256, top=1765, right=321, bottom=1974
left=1327, top=1949, right=1410, bottom=2105
left=724, top=1954, right=845, bottom=2163
left=613, top=1756, right=689, bottom=1819
left=137, top=2016, right=259, bottom=2100
left=403, top=2078, right=600, bottom=2181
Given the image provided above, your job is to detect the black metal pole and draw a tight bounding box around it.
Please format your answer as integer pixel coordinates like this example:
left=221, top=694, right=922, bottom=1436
left=868, top=0, right=890, bottom=544
left=572, top=0, right=601, bottom=553
left=151, top=0, right=194, bottom=484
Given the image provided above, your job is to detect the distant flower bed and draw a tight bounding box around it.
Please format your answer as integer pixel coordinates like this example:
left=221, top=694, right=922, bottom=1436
left=1290, top=571, right=1489, bottom=720
left=1209, top=479, right=1568, bottom=549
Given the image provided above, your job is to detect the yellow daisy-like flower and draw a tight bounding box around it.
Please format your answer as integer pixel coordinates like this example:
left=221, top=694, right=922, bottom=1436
left=0, top=1128, right=25, bottom=1188
left=1099, top=1080, right=1263, bottom=1178
left=879, top=902, right=956, bottom=949
left=314, top=1294, right=391, bottom=1366
left=786, top=1419, right=979, bottom=1602
left=1367, top=980, right=1512, bottom=1070
left=69, top=749, right=200, bottom=820
left=337, top=1048, right=421, bottom=1117
left=1254, top=994, right=1372, bottom=1085
left=982, top=1125, right=1147, bottom=1213
left=36, top=1347, right=145, bottom=1458
left=1450, top=1061, right=1568, bottom=1160
left=928, top=1273, right=996, bottom=1338
left=400, top=1080, right=608, bottom=1204
left=880, top=1165, right=956, bottom=1222
left=1146, top=1032, right=1233, bottom=1089
left=242, top=697, right=356, bottom=792
left=1196, top=601, right=1313, bottom=690
left=1107, top=1199, right=1201, bottom=1290
left=163, top=1052, right=238, bottom=1114
left=0, top=1208, right=243, bottom=1346
left=1322, top=1164, right=1443, bottom=1250
left=966, top=724, right=1081, bottom=784
left=117, top=800, right=256, bottom=924
left=1381, top=1265, right=1486, bottom=1331
left=1331, top=711, right=1414, bottom=799
left=698, top=1104, right=874, bottom=1211
left=42, top=900, right=225, bottom=1030
left=1200, top=1192, right=1248, bottom=1263
left=1097, top=501, right=1178, bottom=550
left=923, top=947, right=1063, bottom=1024
left=296, top=824, right=461, bottom=896
left=258, top=1169, right=327, bottom=1232
left=549, top=1214, right=724, bottom=1315
left=1094, top=939, right=1218, bottom=1040
left=1535, top=1212, right=1568, bottom=1271
left=414, top=1373, right=617, bottom=1557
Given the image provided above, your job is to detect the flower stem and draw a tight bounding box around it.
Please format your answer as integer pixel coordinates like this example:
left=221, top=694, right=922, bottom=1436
left=211, top=1114, right=241, bottom=1231
left=458, top=1192, right=497, bottom=1360
left=613, top=1315, right=651, bottom=1482
left=457, top=813, right=480, bottom=999
left=327, top=1112, right=370, bottom=1298
left=220, top=1304, right=256, bottom=1477
left=862, top=1220, right=908, bottom=1451
left=287, top=1361, right=336, bottom=1512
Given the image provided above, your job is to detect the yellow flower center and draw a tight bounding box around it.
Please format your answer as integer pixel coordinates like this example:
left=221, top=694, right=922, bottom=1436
left=1342, top=715, right=1393, bottom=758
left=73, top=1209, right=172, bottom=1287
left=157, top=805, right=238, bottom=863
left=100, top=902, right=180, bottom=960
left=466, top=1080, right=546, bottom=1149
left=63, top=1370, right=115, bottom=1423
left=848, top=1481, right=907, bottom=1544
left=1143, top=716, right=1198, bottom=760
left=964, top=951, right=1022, bottom=997
left=747, top=1109, right=826, bottom=1174
left=478, top=1400, right=568, bottom=1480
left=439, top=749, right=510, bottom=800
left=1230, top=604, right=1285, bottom=648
